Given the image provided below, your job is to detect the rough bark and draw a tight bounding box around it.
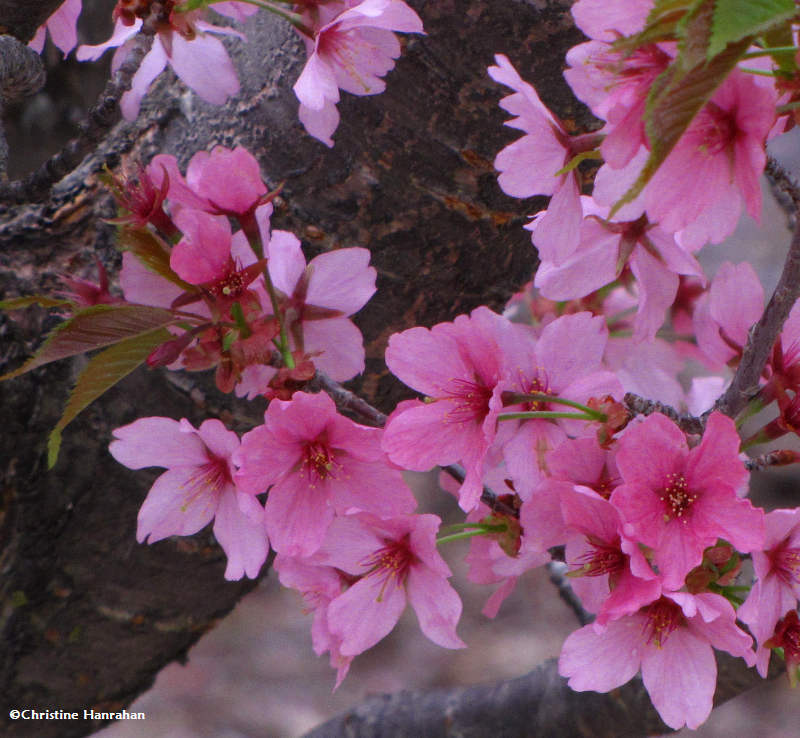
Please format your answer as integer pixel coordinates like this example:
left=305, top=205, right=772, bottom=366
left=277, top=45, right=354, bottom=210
left=0, top=1, right=777, bottom=737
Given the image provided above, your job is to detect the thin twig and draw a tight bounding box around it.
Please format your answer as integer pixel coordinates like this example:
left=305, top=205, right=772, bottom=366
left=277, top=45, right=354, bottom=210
left=0, top=22, right=156, bottom=203
left=546, top=560, right=594, bottom=626
left=744, top=449, right=800, bottom=472
left=623, top=392, right=705, bottom=435
left=714, top=217, right=800, bottom=420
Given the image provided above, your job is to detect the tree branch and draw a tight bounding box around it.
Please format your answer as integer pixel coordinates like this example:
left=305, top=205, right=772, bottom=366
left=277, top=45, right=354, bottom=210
left=714, top=216, right=800, bottom=419
left=304, top=651, right=780, bottom=738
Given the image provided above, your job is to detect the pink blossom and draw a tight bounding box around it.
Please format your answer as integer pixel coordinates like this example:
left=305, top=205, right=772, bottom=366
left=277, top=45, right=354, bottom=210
left=76, top=4, right=243, bottom=120
left=611, top=412, right=763, bottom=590
left=274, top=554, right=353, bottom=687
left=148, top=147, right=269, bottom=217
left=234, top=391, right=416, bottom=557
left=559, top=592, right=755, bottom=730
left=570, top=0, right=652, bottom=42
left=382, top=307, right=519, bottom=511
left=109, top=417, right=268, bottom=580
left=489, top=54, right=583, bottom=265
left=29, top=0, right=82, bottom=56
left=293, top=0, right=424, bottom=146
left=314, top=513, right=465, bottom=655
left=738, top=508, right=800, bottom=676
left=560, top=485, right=661, bottom=623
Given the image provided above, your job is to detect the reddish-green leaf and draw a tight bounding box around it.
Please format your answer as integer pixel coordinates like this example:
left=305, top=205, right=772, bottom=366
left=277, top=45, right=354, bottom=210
left=117, top=227, right=194, bottom=291
left=47, top=327, right=173, bottom=468
left=0, top=295, right=71, bottom=310
left=1, top=304, right=178, bottom=381
left=612, top=11, right=752, bottom=215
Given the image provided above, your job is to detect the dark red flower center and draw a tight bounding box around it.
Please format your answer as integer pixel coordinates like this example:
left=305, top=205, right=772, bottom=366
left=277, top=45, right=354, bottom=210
left=361, top=536, right=415, bottom=601
left=641, top=597, right=685, bottom=648
left=660, top=472, right=696, bottom=522
left=442, top=377, right=493, bottom=424
left=301, top=440, right=340, bottom=484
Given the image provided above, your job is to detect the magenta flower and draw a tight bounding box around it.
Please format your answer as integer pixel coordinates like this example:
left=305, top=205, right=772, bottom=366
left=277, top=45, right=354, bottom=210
left=738, top=508, right=800, bottom=676
left=293, top=0, right=424, bottom=146
left=382, top=307, right=519, bottom=511
left=315, top=513, right=465, bottom=655
left=148, top=146, right=269, bottom=218
left=109, top=417, right=268, bottom=580
left=29, top=0, right=82, bottom=57
left=274, top=554, right=353, bottom=688
left=489, top=54, right=583, bottom=265
left=234, top=391, right=416, bottom=557
left=77, top=3, right=245, bottom=120
left=559, top=592, right=755, bottom=730
left=611, top=412, right=763, bottom=590
left=560, top=485, right=661, bottom=623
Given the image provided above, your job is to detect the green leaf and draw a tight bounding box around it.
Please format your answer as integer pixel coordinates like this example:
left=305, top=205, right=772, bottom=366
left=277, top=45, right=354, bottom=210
left=117, top=228, right=194, bottom=291
left=1, top=304, right=178, bottom=381
left=611, top=8, right=752, bottom=216
left=0, top=295, right=71, bottom=310
left=709, top=0, right=795, bottom=59
left=47, top=327, right=173, bottom=468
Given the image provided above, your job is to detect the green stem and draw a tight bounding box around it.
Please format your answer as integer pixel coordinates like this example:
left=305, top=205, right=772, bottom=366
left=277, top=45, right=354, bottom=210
left=437, top=528, right=502, bottom=545
left=742, top=46, right=797, bottom=58
left=503, top=392, right=604, bottom=418
left=497, top=411, right=600, bottom=422
left=739, top=67, right=780, bottom=77
left=240, top=218, right=296, bottom=369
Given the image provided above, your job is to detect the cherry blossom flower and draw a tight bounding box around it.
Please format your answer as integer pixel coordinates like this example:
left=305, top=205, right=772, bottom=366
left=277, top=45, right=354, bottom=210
left=489, top=54, right=585, bottom=265
left=382, top=306, right=520, bottom=511
left=611, top=412, right=763, bottom=590
left=293, top=0, right=424, bottom=146
left=29, top=0, right=82, bottom=57
left=76, top=2, right=246, bottom=120
left=559, top=592, right=755, bottom=730
left=234, top=391, right=416, bottom=557
left=109, top=417, right=268, bottom=580
left=315, top=512, right=465, bottom=655
left=738, top=508, right=800, bottom=676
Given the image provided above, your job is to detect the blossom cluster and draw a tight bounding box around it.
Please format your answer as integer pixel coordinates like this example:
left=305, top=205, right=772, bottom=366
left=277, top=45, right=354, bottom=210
left=17, top=0, right=800, bottom=732
left=32, top=0, right=422, bottom=145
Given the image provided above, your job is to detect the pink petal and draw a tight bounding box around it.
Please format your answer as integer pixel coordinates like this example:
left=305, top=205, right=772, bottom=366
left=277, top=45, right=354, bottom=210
left=168, top=31, right=239, bottom=105
left=119, top=38, right=168, bottom=120
left=264, top=474, right=335, bottom=557
left=110, top=417, right=208, bottom=470
left=213, top=491, right=268, bottom=580
left=406, top=566, right=465, bottom=649
left=305, top=248, right=376, bottom=314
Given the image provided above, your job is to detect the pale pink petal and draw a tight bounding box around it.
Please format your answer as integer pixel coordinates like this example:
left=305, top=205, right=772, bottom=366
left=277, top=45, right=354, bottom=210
left=302, top=318, right=366, bottom=381
left=264, top=474, right=335, bottom=557
left=213, top=491, right=268, bottom=580
left=629, top=247, right=678, bottom=343
left=46, top=0, right=82, bottom=56
left=110, top=417, right=208, bottom=469
left=119, top=39, right=169, bottom=120
left=136, top=467, right=218, bottom=543
left=168, top=32, right=239, bottom=105
left=531, top=174, right=582, bottom=265
left=305, top=248, right=376, bottom=314
left=298, top=100, right=340, bottom=147
left=76, top=18, right=140, bottom=62
left=267, top=230, right=306, bottom=295
left=294, top=52, right=339, bottom=111
left=406, top=566, right=465, bottom=649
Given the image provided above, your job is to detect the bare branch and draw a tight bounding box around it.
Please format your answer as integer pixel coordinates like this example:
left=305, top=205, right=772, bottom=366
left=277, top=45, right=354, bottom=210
left=624, top=391, right=705, bottom=434
left=546, top=561, right=593, bottom=626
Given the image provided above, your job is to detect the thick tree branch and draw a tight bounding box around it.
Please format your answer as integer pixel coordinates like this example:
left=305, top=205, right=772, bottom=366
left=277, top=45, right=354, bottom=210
left=715, top=217, right=800, bottom=419
left=304, top=651, right=781, bottom=738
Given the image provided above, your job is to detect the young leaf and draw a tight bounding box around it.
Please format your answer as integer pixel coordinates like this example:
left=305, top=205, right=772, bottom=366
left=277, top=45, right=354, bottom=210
left=611, top=6, right=752, bottom=215
left=1, top=304, right=178, bottom=381
left=117, top=227, right=194, bottom=291
left=0, top=295, right=71, bottom=310
left=47, top=327, right=173, bottom=468
left=709, top=0, right=795, bottom=59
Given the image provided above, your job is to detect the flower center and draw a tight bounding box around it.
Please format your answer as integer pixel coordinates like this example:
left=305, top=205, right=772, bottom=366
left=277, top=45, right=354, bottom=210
left=442, top=377, right=493, bottom=424
left=574, top=537, right=625, bottom=577
left=360, top=536, right=415, bottom=601
left=301, top=440, right=340, bottom=484
left=772, top=545, right=800, bottom=587
left=641, top=598, right=684, bottom=648
left=179, top=455, right=230, bottom=512
left=660, top=472, right=696, bottom=522
left=694, top=102, right=736, bottom=157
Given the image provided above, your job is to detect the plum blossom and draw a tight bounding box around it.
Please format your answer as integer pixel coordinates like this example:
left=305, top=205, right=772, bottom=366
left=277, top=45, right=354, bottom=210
left=235, top=391, right=416, bottom=557
left=611, top=412, right=763, bottom=590
left=109, top=417, right=268, bottom=580
left=76, top=2, right=247, bottom=120
left=314, top=512, right=465, bottom=655
left=293, top=0, right=424, bottom=146
left=559, top=592, right=755, bottom=730
left=29, top=0, right=82, bottom=57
